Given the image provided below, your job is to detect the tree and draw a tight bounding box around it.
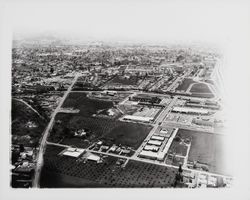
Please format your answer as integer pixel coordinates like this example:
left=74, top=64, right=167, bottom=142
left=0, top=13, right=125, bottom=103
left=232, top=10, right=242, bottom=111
left=19, top=144, right=24, bottom=152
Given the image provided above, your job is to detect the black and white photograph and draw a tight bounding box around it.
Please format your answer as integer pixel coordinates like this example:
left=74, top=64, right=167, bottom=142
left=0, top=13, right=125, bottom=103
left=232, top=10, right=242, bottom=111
left=0, top=0, right=250, bottom=199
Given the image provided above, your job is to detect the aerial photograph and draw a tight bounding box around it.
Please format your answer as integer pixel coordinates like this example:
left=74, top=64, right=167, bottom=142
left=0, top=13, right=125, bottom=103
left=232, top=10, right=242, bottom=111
left=7, top=0, right=247, bottom=191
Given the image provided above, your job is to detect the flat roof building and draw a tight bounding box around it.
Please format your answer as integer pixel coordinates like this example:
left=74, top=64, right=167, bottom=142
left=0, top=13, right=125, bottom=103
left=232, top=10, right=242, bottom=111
left=86, top=153, right=101, bottom=162
left=172, top=106, right=209, bottom=115
left=139, top=150, right=166, bottom=161
left=151, top=135, right=164, bottom=141
left=144, top=145, right=159, bottom=152
left=159, top=129, right=173, bottom=138
left=147, top=140, right=162, bottom=146
left=123, top=115, right=154, bottom=122
left=139, top=150, right=158, bottom=160
left=61, top=148, right=85, bottom=158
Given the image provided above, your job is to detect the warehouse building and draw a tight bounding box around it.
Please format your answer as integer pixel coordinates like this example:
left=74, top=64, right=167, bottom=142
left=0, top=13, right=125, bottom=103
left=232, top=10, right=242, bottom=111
left=151, top=135, right=165, bottom=141
left=143, top=145, right=159, bottom=152
left=139, top=150, right=166, bottom=161
left=147, top=140, right=162, bottom=146
left=123, top=115, right=154, bottom=123
left=172, top=106, right=209, bottom=115
left=61, top=148, right=85, bottom=158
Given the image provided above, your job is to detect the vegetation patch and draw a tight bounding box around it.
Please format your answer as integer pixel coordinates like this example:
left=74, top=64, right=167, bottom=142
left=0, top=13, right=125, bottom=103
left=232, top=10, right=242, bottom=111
left=40, top=145, right=177, bottom=188
left=176, top=78, right=196, bottom=92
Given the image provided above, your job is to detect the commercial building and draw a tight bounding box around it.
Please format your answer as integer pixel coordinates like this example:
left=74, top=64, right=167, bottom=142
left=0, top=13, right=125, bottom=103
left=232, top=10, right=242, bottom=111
left=86, top=153, right=101, bottom=162
left=131, top=95, right=161, bottom=104
left=123, top=115, right=154, bottom=123
left=61, top=148, right=85, bottom=158
left=139, top=150, right=158, bottom=160
left=192, top=119, right=214, bottom=127
left=151, top=135, right=164, bottom=141
left=144, top=145, right=159, bottom=152
left=159, top=128, right=173, bottom=138
left=147, top=140, right=162, bottom=146
left=139, top=150, right=166, bottom=161
left=172, top=106, right=209, bottom=115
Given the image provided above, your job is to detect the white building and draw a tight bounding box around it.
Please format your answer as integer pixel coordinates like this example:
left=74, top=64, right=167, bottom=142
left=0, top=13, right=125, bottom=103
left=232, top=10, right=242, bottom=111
left=123, top=115, right=154, bottom=123
left=61, top=148, right=85, bottom=158
left=151, top=135, right=165, bottom=141
left=144, top=145, right=159, bottom=152
left=147, top=140, right=162, bottom=146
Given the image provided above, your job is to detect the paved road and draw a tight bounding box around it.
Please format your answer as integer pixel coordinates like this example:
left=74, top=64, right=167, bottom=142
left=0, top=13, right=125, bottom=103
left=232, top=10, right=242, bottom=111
left=45, top=141, right=232, bottom=179
left=132, top=96, right=178, bottom=159
left=33, top=74, right=80, bottom=188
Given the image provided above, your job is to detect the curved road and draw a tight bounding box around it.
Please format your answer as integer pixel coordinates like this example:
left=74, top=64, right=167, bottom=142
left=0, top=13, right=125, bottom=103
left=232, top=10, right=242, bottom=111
left=12, top=98, right=45, bottom=120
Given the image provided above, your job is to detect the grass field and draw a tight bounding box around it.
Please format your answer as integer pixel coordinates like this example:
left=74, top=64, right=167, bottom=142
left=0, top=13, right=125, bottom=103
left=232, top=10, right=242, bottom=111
left=49, top=113, right=152, bottom=149
left=190, top=83, right=212, bottom=94
left=62, top=92, right=114, bottom=117
left=176, top=78, right=196, bottom=92
left=40, top=145, right=177, bottom=188
left=167, top=139, right=188, bottom=157
left=176, top=129, right=226, bottom=174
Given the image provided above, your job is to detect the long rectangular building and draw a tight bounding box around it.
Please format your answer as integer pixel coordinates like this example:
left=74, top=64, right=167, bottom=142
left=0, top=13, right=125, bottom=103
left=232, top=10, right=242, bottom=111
left=172, top=106, right=209, bottom=115
left=123, top=115, right=154, bottom=122
left=147, top=140, right=162, bottom=146
left=143, top=145, right=159, bottom=152
left=151, top=135, right=165, bottom=141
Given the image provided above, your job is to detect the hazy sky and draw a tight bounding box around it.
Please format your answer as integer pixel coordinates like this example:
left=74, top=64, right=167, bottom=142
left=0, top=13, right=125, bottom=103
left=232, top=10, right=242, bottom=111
left=7, top=0, right=249, bottom=45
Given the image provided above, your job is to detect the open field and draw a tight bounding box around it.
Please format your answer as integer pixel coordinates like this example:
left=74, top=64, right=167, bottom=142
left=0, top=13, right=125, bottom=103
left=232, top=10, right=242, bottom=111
left=40, top=145, right=177, bottom=188
left=190, top=83, right=212, bottom=94
left=62, top=92, right=114, bottom=117
left=167, top=138, right=188, bottom=157
left=108, top=75, right=140, bottom=86
left=176, top=78, right=196, bottom=92
left=176, top=129, right=226, bottom=174
left=49, top=113, right=152, bottom=149
left=11, top=99, right=47, bottom=147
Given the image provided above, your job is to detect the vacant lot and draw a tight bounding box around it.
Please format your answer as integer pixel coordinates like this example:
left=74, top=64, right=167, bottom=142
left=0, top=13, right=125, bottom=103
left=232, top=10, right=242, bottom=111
left=176, top=78, right=196, bottom=92
left=62, top=92, right=114, bottom=117
left=49, top=113, right=152, bottom=149
left=40, top=145, right=177, bottom=188
left=176, top=129, right=226, bottom=174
